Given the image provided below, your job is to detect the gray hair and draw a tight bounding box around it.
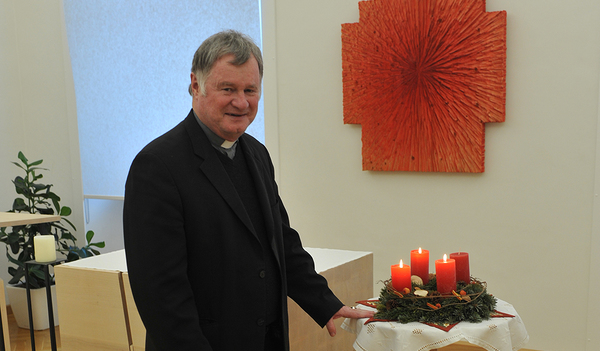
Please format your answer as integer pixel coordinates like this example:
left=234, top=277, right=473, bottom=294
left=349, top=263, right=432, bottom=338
left=188, top=30, right=263, bottom=96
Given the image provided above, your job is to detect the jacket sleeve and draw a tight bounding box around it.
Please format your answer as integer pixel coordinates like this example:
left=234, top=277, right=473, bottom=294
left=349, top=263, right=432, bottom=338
left=278, top=199, right=345, bottom=327
left=281, top=201, right=344, bottom=327
left=123, top=151, right=212, bottom=351
left=246, top=137, right=345, bottom=327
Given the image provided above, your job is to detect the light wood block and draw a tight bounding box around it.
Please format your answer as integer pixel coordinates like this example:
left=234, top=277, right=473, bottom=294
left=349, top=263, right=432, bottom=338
left=54, top=248, right=373, bottom=351
left=122, top=272, right=145, bottom=351
left=0, top=279, right=10, bottom=351
left=54, top=265, right=130, bottom=351
left=0, top=212, right=60, bottom=227
left=288, top=250, right=373, bottom=351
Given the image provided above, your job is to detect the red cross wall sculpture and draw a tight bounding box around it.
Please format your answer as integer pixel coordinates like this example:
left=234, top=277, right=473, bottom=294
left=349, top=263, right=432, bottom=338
left=342, top=0, right=507, bottom=172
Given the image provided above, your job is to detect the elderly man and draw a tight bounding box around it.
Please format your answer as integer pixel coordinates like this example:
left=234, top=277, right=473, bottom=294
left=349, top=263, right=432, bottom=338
left=123, top=30, right=372, bottom=351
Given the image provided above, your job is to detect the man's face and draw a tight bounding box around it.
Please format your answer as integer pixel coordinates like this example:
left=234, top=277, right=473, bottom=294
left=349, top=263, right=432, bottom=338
left=191, top=54, right=261, bottom=141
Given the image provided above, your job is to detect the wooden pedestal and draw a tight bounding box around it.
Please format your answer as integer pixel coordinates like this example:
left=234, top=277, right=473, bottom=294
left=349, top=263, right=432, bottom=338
left=54, top=248, right=373, bottom=351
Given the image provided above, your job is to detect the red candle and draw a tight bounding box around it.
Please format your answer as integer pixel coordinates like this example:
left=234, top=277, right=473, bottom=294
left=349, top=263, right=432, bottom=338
left=410, top=247, right=429, bottom=284
left=435, top=254, right=456, bottom=294
left=391, top=260, right=412, bottom=292
left=450, top=252, right=470, bottom=284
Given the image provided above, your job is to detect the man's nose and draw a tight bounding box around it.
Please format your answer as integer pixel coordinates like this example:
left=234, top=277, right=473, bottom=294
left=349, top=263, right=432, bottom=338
left=231, top=92, right=249, bottom=109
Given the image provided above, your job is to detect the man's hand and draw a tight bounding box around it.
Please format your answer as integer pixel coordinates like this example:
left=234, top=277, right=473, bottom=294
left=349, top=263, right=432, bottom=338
left=325, top=305, right=375, bottom=337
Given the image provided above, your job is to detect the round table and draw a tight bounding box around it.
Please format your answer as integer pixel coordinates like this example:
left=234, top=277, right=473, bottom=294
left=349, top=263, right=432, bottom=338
left=342, top=298, right=529, bottom=351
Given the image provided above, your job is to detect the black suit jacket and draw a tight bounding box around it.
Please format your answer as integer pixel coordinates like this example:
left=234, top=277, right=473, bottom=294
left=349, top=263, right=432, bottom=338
left=123, top=110, right=343, bottom=351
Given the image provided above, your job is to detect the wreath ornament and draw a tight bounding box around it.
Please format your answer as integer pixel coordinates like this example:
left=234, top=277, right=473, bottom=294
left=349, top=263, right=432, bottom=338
left=371, top=276, right=498, bottom=326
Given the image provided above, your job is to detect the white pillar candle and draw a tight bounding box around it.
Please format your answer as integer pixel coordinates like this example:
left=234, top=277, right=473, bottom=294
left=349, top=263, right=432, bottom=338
left=34, top=235, right=56, bottom=262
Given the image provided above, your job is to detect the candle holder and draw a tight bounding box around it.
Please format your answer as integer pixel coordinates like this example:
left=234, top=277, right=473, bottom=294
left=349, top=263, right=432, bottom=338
left=372, top=276, right=497, bottom=325
left=24, top=259, right=65, bottom=351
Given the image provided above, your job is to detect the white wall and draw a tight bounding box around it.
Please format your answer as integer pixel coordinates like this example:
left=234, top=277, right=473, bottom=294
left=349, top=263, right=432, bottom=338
left=1, top=0, right=599, bottom=350
left=0, top=0, right=85, bottom=282
left=0, top=1, right=23, bottom=210
left=271, top=0, right=600, bottom=351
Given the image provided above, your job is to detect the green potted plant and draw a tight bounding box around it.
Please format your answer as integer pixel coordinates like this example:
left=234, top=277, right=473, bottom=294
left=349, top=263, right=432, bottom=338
left=0, top=151, right=105, bottom=329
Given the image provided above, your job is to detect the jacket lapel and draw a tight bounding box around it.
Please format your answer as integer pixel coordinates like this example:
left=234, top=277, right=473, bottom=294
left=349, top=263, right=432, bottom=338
left=240, top=137, right=282, bottom=266
left=183, top=112, right=257, bottom=239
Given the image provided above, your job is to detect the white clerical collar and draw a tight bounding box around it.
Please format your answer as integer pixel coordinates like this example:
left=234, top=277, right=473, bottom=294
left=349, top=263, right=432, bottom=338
left=221, top=140, right=236, bottom=149
left=193, top=110, right=239, bottom=159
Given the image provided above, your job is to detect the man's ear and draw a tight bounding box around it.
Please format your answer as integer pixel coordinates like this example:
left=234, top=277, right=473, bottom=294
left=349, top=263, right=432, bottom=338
left=190, top=73, right=200, bottom=96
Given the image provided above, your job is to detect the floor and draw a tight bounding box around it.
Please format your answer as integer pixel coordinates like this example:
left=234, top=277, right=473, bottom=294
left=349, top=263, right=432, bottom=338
left=6, top=307, right=61, bottom=351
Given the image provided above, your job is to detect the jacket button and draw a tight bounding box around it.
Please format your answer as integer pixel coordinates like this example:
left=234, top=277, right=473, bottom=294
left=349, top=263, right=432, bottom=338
left=257, top=318, right=265, bottom=326
left=259, top=270, right=266, bottom=278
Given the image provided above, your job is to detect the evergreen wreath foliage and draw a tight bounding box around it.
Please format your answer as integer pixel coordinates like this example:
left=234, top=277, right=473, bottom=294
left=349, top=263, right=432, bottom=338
left=375, top=277, right=497, bottom=325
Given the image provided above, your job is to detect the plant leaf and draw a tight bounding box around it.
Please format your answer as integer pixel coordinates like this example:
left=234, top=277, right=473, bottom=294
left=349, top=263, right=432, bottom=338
left=60, top=206, right=72, bottom=216
left=90, top=242, right=106, bottom=248
left=66, top=252, right=80, bottom=261
left=17, top=151, right=28, bottom=165
left=31, top=268, right=46, bottom=281
left=61, top=217, right=77, bottom=232
left=29, top=159, right=43, bottom=167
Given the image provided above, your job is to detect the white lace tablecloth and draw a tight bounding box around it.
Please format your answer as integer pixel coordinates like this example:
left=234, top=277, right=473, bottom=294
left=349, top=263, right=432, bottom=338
left=342, top=299, right=529, bottom=351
